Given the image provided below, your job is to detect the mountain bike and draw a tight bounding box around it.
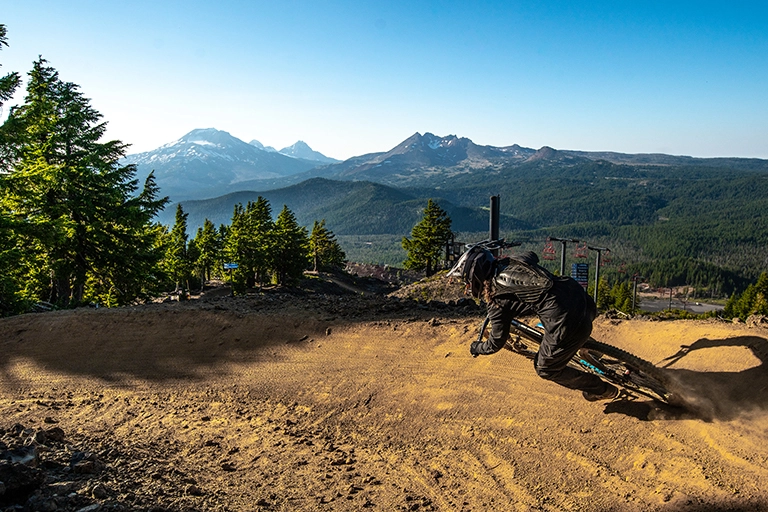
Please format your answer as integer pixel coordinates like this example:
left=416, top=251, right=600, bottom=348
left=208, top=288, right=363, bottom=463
left=477, top=315, right=677, bottom=405
left=451, top=238, right=678, bottom=405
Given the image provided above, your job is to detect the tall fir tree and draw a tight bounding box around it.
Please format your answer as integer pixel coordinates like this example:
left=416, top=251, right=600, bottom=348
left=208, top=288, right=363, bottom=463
left=0, top=58, right=167, bottom=308
left=223, top=198, right=275, bottom=291
left=191, top=218, right=221, bottom=283
left=163, top=204, right=191, bottom=292
left=401, top=199, right=453, bottom=276
left=223, top=203, right=248, bottom=292
left=309, top=219, right=346, bottom=271
left=0, top=24, right=24, bottom=315
left=0, top=24, right=21, bottom=118
left=272, top=205, right=309, bottom=285
left=725, top=272, right=768, bottom=318
left=245, top=197, right=275, bottom=286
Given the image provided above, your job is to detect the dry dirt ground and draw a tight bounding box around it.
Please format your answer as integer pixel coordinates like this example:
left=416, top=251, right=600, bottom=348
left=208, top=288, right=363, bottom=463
left=2, top=275, right=768, bottom=511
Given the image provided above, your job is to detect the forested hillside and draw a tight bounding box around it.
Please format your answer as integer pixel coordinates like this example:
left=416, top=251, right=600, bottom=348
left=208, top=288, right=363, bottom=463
left=422, top=160, right=768, bottom=282
left=167, top=157, right=768, bottom=291
left=161, top=178, right=512, bottom=235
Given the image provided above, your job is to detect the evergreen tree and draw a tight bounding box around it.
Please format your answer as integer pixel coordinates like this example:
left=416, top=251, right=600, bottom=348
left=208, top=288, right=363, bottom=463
left=223, top=203, right=249, bottom=292
left=309, top=219, right=346, bottom=271
left=272, top=205, right=309, bottom=285
left=589, top=276, right=612, bottom=311
left=223, top=198, right=275, bottom=291
left=246, top=197, right=275, bottom=286
left=0, top=24, right=21, bottom=118
left=0, top=58, right=167, bottom=308
left=88, top=172, right=167, bottom=306
left=725, top=272, right=768, bottom=318
left=191, top=218, right=221, bottom=282
left=163, top=204, right=191, bottom=292
left=0, top=24, right=24, bottom=314
left=608, top=281, right=633, bottom=313
left=401, top=199, right=452, bottom=276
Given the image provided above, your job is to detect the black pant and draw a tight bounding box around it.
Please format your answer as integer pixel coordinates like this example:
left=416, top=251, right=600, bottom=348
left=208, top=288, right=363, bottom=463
left=532, top=290, right=607, bottom=395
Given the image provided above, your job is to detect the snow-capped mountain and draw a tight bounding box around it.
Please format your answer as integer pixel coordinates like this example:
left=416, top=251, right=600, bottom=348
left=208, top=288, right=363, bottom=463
left=123, top=129, right=323, bottom=200
left=278, top=141, right=339, bottom=164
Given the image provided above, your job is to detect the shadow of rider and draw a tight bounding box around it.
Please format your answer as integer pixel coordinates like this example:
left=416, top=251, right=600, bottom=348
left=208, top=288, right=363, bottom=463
left=606, top=335, right=768, bottom=422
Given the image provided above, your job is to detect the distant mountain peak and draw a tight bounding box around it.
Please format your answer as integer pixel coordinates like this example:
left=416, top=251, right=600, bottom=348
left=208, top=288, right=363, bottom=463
left=178, top=128, right=241, bottom=146
left=527, top=146, right=559, bottom=161
left=278, top=140, right=339, bottom=164
left=249, top=139, right=277, bottom=153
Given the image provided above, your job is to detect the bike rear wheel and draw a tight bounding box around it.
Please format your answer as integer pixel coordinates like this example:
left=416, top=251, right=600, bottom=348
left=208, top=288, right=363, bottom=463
left=577, top=340, right=675, bottom=405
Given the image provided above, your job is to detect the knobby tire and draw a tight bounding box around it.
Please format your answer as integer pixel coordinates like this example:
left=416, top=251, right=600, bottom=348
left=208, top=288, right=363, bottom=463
left=577, top=339, right=674, bottom=404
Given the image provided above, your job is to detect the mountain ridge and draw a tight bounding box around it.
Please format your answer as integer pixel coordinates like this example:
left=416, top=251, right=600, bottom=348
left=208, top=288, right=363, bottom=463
left=125, top=128, right=768, bottom=201
left=157, top=177, right=510, bottom=236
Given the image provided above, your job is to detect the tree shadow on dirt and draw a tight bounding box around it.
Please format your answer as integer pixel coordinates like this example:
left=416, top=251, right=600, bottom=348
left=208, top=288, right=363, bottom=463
left=604, top=335, right=768, bottom=422
left=0, top=291, right=467, bottom=387
left=0, top=306, right=328, bottom=386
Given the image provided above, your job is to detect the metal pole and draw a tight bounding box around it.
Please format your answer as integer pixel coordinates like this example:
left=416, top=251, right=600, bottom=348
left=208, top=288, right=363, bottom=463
left=632, top=278, right=638, bottom=313
left=490, top=195, right=500, bottom=239
left=550, top=237, right=578, bottom=276
left=587, top=246, right=610, bottom=305
left=594, top=251, right=601, bottom=304
left=631, top=274, right=644, bottom=314
left=560, top=241, right=566, bottom=276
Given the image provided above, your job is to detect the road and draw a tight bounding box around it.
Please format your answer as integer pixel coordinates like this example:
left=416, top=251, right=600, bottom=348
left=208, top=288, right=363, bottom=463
left=636, top=296, right=724, bottom=314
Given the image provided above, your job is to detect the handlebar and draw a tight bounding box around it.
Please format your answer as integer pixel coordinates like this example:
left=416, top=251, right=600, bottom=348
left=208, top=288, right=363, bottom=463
left=477, top=315, right=544, bottom=346
left=465, top=238, right=522, bottom=252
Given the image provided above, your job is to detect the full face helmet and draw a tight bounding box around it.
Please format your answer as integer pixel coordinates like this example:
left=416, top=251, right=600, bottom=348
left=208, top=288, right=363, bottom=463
left=447, top=246, right=496, bottom=298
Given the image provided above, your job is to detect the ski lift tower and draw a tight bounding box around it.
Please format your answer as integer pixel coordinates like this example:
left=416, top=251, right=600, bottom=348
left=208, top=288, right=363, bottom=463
left=489, top=195, right=501, bottom=257
left=549, top=237, right=578, bottom=276
left=587, top=245, right=610, bottom=304
left=631, top=274, right=644, bottom=314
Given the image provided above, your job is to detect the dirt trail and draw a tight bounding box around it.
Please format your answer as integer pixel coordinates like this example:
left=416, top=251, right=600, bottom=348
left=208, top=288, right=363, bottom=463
left=2, top=293, right=768, bottom=511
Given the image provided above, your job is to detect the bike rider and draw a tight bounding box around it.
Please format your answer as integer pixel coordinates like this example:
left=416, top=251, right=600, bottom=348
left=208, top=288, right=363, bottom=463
left=449, top=245, right=619, bottom=402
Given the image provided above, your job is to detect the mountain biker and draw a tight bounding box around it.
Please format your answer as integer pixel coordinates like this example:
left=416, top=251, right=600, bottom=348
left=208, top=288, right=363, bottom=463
left=449, top=246, right=619, bottom=402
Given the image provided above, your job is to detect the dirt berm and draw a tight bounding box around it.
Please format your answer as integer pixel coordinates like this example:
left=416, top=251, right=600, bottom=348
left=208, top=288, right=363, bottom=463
left=2, top=275, right=768, bottom=511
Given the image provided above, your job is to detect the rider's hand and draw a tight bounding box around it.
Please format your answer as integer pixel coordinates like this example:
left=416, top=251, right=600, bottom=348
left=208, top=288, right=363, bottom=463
left=470, top=342, right=482, bottom=357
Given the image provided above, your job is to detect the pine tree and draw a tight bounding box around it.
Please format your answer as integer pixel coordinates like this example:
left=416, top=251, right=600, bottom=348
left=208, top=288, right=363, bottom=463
left=726, top=272, right=768, bottom=319
left=223, top=198, right=275, bottom=291
left=0, top=58, right=167, bottom=308
left=0, top=24, right=24, bottom=314
left=163, top=204, right=191, bottom=292
left=589, top=276, right=611, bottom=311
left=191, top=219, right=221, bottom=282
left=608, top=281, right=633, bottom=313
left=246, top=197, right=275, bottom=286
left=223, top=203, right=248, bottom=292
left=272, top=205, right=309, bottom=285
left=309, top=219, right=346, bottom=271
left=89, top=172, right=167, bottom=306
left=401, top=199, right=452, bottom=276
left=0, top=24, right=21, bottom=116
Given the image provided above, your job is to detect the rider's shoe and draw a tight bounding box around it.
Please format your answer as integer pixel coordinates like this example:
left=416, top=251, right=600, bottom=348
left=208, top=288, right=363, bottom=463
left=582, top=384, right=619, bottom=402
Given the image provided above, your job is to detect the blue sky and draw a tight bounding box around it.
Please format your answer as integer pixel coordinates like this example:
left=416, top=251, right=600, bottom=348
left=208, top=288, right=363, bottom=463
left=2, top=1, right=767, bottom=160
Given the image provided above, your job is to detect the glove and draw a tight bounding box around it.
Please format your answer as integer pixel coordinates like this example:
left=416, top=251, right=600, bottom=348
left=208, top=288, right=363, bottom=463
left=470, top=342, right=482, bottom=357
